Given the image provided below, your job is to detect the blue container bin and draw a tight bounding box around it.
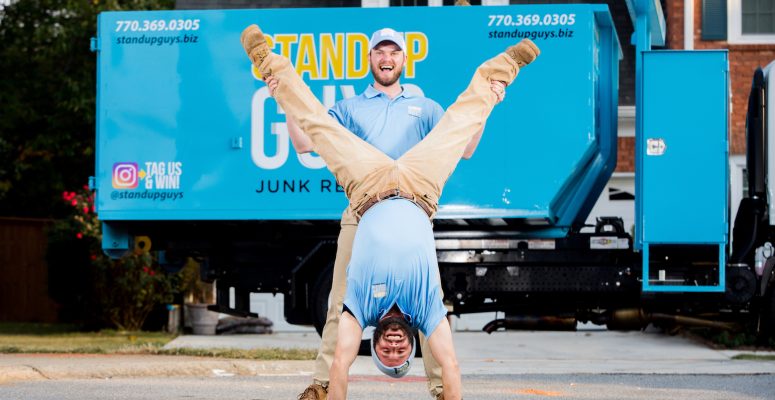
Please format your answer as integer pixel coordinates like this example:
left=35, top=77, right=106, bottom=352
left=95, top=5, right=621, bottom=237
left=637, top=50, right=729, bottom=292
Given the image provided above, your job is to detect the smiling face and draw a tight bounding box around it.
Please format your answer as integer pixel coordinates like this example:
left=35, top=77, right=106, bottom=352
left=373, top=315, right=413, bottom=367
left=369, top=41, right=405, bottom=88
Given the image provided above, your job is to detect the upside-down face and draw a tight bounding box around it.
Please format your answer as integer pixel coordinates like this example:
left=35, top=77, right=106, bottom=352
left=373, top=315, right=413, bottom=367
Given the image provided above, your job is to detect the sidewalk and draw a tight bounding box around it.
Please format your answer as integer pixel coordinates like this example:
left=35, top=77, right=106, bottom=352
left=163, top=331, right=320, bottom=350
left=1, top=330, right=774, bottom=385
left=0, top=353, right=313, bottom=385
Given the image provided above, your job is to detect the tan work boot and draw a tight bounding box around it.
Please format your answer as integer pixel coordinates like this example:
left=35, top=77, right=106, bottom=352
left=297, top=383, right=327, bottom=400
left=506, top=38, right=540, bottom=67
left=240, top=24, right=271, bottom=67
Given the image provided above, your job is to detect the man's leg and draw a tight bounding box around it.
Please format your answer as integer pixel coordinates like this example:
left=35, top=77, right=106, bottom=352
left=397, top=40, right=539, bottom=209
left=398, top=40, right=539, bottom=400
left=243, top=26, right=384, bottom=399
left=241, top=25, right=393, bottom=201
left=309, top=220, right=357, bottom=390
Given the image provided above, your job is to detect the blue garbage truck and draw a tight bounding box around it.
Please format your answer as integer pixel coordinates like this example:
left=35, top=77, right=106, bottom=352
left=92, top=1, right=775, bottom=336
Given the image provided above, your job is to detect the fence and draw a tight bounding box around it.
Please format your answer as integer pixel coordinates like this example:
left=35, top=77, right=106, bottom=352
left=0, top=217, right=58, bottom=322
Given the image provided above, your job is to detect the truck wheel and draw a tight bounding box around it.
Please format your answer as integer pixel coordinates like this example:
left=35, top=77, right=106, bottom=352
left=761, top=286, right=775, bottom=341
left=310, top=263, right=334, bottom=337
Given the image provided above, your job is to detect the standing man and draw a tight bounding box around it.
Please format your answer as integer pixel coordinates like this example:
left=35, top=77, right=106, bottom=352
left=264, top=28, right=506, bottom=400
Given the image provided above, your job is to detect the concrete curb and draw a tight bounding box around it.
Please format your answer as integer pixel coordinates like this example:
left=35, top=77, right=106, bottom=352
left=0, top=365, right=43, bottom=385
left=0, top=355, right=314, bottom=385
left=2, top=331, right=774, bottom=385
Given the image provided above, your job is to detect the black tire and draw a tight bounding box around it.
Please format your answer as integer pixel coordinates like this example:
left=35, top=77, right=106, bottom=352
left=310, top=263, right=334, bottom=337
left=358, top=338, right=372, bottom=356
left=760, top=286, right=775, bottom=341
left=310, top=264, right=373, bottom=354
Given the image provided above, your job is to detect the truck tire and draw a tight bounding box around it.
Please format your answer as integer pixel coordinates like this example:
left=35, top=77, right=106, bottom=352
left=310, top=263, right=334, bottom=336
left=761, top=286, right=775, bottom=340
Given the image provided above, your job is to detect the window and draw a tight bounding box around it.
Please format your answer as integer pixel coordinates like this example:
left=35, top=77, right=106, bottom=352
left=729, top=0, right=775, bottom=43
left=741, top=0, right=774, bottom=34
left=390, top=0, right=428, bottom=5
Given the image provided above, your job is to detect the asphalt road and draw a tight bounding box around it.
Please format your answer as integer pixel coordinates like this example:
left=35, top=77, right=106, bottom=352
left=1, top=374, right=774, bottom=399
left=1, top=329, right=774, bottom=399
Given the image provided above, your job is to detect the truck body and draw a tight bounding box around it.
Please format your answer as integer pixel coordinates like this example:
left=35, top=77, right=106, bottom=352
left=92, top=1, right=775, bottom=334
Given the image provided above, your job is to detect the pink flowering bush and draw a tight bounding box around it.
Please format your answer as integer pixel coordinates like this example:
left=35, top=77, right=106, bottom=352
left=61, top=189, right=99, bottom=241
left=49, top=187, right=178, bottom=331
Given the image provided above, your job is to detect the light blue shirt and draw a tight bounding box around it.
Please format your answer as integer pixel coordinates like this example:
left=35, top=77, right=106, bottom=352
left=328, top=85, right=445, bottom=159
left=343, top=199, right=448, bottom=337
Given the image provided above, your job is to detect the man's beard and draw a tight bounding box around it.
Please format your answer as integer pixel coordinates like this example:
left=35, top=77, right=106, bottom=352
left=373, top=315, right=413, bottom=347
left=371, top=63, right=403, bottom=87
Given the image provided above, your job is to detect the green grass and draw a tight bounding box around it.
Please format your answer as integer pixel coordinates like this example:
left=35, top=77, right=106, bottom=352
left=0, top=323, right=315, bottom=360
left=682, top=327, right=775, bottom=350
left=0, top=323, right=174, bottom=353
left=731, top=354, right=775, bottom=361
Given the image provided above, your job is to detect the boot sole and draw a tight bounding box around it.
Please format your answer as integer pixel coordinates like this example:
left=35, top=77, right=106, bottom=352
left=240, top=24, right=266, bottom=51
left=509, top=38, right=540, bottom=66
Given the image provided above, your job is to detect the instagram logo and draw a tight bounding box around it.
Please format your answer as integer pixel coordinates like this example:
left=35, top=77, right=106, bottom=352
left=112, top=162, right=138, bottom=189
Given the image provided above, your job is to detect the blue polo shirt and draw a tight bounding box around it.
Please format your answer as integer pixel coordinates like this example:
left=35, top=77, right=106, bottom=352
left=329, top=85, right=444, bottom=159
left=342, top=199, right=448, bottom=337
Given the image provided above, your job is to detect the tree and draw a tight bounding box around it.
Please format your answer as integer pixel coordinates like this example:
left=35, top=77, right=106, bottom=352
left=0, top=0, right=173, bottom=217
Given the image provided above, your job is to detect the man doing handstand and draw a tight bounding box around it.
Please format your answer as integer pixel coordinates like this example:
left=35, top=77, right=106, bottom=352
left=241, top=24, right=539, bottom=400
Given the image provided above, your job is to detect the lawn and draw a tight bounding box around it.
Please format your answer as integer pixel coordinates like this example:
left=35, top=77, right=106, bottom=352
left=0, top=322, right=173, bottom=353
left=0, top=323, right=315, bottom=360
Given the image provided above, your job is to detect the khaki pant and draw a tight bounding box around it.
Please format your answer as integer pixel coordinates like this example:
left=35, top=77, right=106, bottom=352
left=313, top=217, right=445, bottom=397
left=258, top=48, right=519, bottom=398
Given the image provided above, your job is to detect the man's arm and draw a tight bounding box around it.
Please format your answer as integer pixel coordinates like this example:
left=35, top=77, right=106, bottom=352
left=328, top=310, right=363, bottom=400
left=265, top=75, right=314, bottom=154
left=461, top=80, right=505, bottom=159
left=427, top=318, right=462, bottom=400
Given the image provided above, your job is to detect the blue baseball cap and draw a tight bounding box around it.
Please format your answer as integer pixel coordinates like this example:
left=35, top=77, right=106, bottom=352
left=369, top=28, right=406, bottom=51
